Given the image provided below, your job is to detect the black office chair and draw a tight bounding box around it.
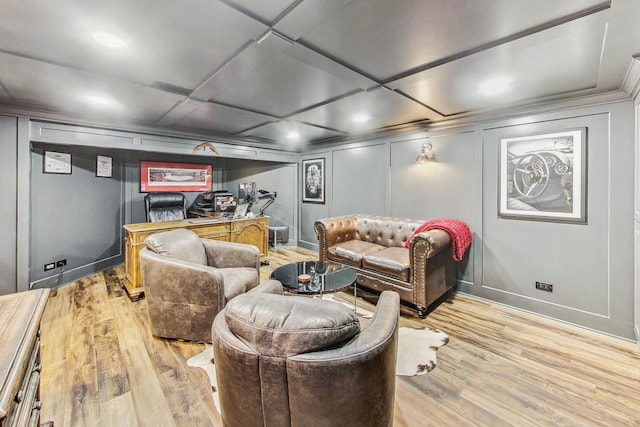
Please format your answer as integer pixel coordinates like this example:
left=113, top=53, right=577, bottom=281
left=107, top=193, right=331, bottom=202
left=144, top=192, right=187, bottom=222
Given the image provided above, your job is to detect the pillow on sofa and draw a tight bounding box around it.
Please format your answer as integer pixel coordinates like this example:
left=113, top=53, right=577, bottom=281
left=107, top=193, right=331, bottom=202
left=224, top=292, right=360, bottom=357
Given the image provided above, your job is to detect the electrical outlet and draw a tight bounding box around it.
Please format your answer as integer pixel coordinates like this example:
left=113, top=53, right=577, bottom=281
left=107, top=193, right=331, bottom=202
left=56, top=259, right=67, bottom=268
left=44, top=263, right=55, bottom=271
left=535, top=281, right=553, bottom=292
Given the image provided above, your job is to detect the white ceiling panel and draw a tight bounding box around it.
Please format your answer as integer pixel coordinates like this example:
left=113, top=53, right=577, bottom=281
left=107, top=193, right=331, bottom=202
left=0, top=0, right=267, bottom=90
left=193, top=32, right=370, bottom=117
left=240, top=120, right=345, bottom=145
left=221, top=0, right=298, bottom=23
left=0, top=53, right=184, bottom=122
left=276, top=0, right=608, bottom=81
left=170, top=101, right=275, bottom=134
left=388, top=10, right=608, bottom=116
left=0, top=0, right=639, bottom=147
left=288, top=87, right=442, bottom=134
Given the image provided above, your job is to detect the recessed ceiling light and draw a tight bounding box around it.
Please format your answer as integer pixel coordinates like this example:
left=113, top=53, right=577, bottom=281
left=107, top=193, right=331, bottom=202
left=92, top=31, right=125, bottom=49
left=478, top=77, right=512, bottom=96
left=286, top=132, right=300, bottom=140
left=86, top=95, right=113, bottom=107
left=352, top=113, right=371, bottom=123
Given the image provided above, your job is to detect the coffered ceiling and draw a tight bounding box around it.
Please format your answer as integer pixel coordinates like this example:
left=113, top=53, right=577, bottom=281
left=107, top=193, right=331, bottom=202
left=0, top=0, right=638, bottom=149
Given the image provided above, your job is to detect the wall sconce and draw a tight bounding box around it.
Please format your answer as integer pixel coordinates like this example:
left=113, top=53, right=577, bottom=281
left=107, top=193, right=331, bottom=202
left=416, top=142, right=436, bottom=163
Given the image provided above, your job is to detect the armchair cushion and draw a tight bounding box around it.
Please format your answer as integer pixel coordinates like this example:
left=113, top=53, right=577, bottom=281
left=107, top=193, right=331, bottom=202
left=224, top=293, right=360, bottom=357
left=144, top=228, right=207, bottom=265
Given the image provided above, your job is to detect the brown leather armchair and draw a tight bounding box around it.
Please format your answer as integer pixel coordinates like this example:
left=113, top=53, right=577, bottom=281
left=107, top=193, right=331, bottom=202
left=212, top=284, right=400, bottom=427
left=140, top=228, right=261, bottom=342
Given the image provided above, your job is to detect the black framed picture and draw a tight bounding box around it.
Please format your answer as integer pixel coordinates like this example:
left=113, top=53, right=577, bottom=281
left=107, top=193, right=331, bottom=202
left=499, top=128, right=587, bottom=223
left=302, top=158, right=325, bottom=203
left=96, top=155, right=113, bottom=178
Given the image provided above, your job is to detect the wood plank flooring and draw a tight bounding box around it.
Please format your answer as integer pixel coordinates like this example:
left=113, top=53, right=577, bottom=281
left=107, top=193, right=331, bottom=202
left=39, top=247, right=640, bottom=426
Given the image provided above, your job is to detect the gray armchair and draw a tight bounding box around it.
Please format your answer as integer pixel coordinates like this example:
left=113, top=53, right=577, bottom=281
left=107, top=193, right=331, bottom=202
left=140, top=228, right=260, bottom=342
left=212, top=285, right=400, bottom=427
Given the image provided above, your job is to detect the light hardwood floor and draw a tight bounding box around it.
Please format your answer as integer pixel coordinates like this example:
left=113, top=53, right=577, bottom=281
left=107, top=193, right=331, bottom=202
left=39, top=247, right=640, bottom=426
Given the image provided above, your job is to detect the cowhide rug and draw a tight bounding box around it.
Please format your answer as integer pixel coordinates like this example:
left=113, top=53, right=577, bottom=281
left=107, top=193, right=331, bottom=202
left=187, top=300, right=449, bottom=412
left=187, top=346, right=220, bottom=413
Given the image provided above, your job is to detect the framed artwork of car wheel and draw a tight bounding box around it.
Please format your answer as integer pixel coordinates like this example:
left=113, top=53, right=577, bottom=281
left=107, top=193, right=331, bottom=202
left=499, top=128, right=587, bottom=223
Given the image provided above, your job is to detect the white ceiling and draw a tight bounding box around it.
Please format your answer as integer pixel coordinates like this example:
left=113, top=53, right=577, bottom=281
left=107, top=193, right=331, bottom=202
left=0, top=0, right=638, bottom=148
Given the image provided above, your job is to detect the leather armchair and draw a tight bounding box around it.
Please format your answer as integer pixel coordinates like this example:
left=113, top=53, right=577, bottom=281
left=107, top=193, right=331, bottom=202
left=140, top=228, right=261, bottom=342
left=212, top=285, right=400, bottom=427
left=144, top=192, right=187, bottom=222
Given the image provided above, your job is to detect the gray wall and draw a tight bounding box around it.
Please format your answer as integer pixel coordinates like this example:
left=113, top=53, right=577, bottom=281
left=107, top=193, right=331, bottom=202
left=2, top=95, right=637, bottom=340
left=479, top=109, right=634, bottom=338
left=298, top=99, right=636, bottom=340
left=30, top=143, right=125, bottom=288
left=0, top=116, right=17, bottom=295
left=223, top=158, right=297, bottom=244
left=122, top=151, right=226, bottom=226
left=26, top=123, right=298, bottom=288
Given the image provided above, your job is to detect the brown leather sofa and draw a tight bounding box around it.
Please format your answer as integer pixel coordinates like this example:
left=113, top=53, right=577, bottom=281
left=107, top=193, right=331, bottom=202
left=140, top=228, right=261, bottom=342
left=315, top=214, right=456, bottom=317
left=212, top=282, right=399, bottom=427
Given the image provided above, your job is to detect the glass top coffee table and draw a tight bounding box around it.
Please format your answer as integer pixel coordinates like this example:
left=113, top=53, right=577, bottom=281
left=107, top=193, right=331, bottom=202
left=270, top=260, right=357, bottom=310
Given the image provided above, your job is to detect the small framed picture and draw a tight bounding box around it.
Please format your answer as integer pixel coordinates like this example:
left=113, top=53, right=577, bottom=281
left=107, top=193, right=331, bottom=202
left=302, top=158, right=325, bottom=203
left=96, top=155, right=113, bottom=178
left=43, top=151, right=72, bottom=174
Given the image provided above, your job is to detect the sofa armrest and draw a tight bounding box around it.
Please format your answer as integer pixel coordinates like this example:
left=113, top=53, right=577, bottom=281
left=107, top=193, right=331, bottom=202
left=314, top=215, right=358, bottom=261
left=409, top=229, right=452, bottom=305
left=201, top=238, right=261, bottom=270
left=409, top=229, right=451, bottom=259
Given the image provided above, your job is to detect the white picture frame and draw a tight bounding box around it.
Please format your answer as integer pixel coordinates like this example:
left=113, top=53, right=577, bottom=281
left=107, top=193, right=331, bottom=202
left=499, top=128, right=587, bottom=223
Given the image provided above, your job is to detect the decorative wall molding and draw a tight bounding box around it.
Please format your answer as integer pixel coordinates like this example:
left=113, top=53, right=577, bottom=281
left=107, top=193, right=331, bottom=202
left=621, top=56, right=640, bottom=101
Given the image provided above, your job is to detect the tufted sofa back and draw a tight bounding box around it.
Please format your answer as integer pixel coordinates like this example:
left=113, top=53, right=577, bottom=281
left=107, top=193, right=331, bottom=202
left=354, top=215, right=423, bottom=248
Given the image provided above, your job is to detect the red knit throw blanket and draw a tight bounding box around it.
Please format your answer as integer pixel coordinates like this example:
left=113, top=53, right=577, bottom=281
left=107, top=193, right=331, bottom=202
left=404, top=218, right=472, bottom=261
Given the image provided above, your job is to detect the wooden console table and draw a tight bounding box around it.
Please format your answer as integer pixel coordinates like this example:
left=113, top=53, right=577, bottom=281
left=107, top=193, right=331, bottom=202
left=123, top=216, right=269, bottom=301
left=0, top=288, right=50, bottom=427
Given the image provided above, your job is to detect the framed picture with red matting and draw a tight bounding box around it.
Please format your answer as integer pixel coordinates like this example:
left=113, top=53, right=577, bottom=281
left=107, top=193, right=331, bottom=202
left=140, top=161, right=212, bottom=192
